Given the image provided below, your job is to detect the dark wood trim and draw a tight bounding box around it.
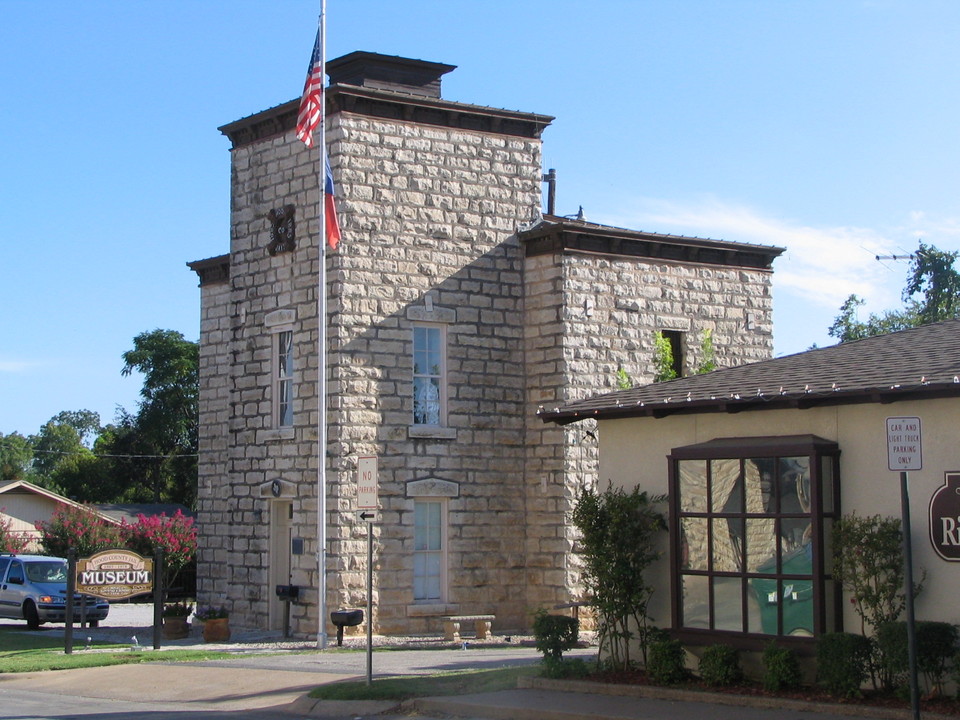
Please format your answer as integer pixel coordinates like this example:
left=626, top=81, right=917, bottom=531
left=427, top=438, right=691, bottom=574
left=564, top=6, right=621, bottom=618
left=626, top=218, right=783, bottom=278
left=186, top=255, right=230, bottom=286
left=218, top=86, right=554, bottom=149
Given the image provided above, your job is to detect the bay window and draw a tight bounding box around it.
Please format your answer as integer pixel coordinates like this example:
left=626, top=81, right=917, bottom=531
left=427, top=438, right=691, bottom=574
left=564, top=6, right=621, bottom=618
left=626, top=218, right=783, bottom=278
left=669, top=435, right=840, bottom=645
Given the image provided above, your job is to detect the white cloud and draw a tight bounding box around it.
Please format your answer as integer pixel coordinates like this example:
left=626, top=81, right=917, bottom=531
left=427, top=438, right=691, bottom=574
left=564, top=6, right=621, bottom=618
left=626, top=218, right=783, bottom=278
left=0, top=359, right=49, bottom=374
left=602, top=196, right=907, bottom=312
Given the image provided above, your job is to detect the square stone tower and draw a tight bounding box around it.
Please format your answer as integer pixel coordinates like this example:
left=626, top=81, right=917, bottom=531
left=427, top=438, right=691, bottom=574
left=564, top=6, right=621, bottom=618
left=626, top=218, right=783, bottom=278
left=189, top=51, right=782, bottom=638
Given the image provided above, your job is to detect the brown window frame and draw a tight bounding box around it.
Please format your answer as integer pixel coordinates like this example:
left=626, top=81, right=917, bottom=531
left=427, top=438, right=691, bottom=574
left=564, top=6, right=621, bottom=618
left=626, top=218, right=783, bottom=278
left=668, top=435, right=841, bottom=651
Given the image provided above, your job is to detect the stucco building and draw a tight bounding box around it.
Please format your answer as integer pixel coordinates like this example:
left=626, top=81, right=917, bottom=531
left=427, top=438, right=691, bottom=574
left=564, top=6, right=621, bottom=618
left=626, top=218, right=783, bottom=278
left=188, top=51, right=782, bottom=638
left=544, top=319, right=960, bottom=657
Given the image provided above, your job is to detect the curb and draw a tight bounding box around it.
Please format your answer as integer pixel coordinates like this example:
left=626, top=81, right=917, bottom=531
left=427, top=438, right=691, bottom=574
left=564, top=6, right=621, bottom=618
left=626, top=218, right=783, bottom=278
left=521, top=677, right=957, bottom=720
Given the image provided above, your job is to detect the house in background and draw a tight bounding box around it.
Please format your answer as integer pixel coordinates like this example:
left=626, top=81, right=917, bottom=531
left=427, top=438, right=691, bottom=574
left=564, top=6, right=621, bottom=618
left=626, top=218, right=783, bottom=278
left=0, top=479, right=193, bottom=554
left=542, top=319, right=960, bottom=653
left=0, top=480, right=118, bottom=551
left=188, top=50, right=783, bottom=638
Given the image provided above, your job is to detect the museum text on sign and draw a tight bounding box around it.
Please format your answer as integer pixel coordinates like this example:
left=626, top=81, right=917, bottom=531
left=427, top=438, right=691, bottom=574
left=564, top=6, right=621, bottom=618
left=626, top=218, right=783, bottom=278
left=76, top=549, right=154, bottom=599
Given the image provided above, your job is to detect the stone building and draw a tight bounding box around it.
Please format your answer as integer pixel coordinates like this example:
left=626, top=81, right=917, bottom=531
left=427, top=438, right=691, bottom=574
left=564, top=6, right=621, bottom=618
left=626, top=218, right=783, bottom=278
left=188, top=51, right=783, bottom=638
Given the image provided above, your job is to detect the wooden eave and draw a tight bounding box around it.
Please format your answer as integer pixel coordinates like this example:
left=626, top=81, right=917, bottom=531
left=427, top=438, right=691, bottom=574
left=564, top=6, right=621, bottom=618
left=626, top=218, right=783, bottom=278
left=218, top=86, right=554, bottom=149
left=187, top=254, right=230, bottom=286
left=519, top=218, right=783, bottom=270
left=542, top=382, right=960, bottom=425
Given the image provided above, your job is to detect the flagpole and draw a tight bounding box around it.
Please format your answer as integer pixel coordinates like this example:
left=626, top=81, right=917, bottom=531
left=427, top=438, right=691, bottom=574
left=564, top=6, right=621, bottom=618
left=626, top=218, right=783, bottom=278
left=316, top=0, right=329, bottom=651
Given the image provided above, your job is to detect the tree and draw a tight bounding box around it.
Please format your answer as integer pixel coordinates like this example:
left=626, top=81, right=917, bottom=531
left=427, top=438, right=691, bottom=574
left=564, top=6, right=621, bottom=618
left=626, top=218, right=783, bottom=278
left=120, top=330, right=199, bottom=507
left=0, top=432, right=33, bottom=482
left=572, top=484, right=667, bottom=670
left=652, top=331, right=677, bottom=383
left=35, top=504, right=122, bottom=557
left=0, top=512, right=28, bottom=553
left=29, top=419, right=90, bottom=490
left=905, top=242, right=960, bottom=325
left=832, top=512, right=925, bottom=690
left=696, top=328, right=717, bottom=374
left=48, top=410, right=101, bottom=448
left=829, top=242, right=960, bottom=342
left=121, top=511, right=197, bottom=591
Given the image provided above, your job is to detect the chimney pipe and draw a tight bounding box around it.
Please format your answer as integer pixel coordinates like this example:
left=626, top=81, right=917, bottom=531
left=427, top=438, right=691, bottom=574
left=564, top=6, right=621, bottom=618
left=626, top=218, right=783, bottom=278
left=542, top=168, right=556, bottom=215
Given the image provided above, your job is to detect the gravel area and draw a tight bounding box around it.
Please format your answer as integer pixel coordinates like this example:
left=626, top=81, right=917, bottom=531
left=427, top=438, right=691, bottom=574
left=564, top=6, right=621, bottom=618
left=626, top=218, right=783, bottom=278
left=23, top=602, right=594, bottom=655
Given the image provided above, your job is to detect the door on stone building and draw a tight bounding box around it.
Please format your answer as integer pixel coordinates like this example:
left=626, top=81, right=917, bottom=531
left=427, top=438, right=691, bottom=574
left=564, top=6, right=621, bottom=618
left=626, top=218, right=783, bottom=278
left=269, top=500, right=293, bottom=631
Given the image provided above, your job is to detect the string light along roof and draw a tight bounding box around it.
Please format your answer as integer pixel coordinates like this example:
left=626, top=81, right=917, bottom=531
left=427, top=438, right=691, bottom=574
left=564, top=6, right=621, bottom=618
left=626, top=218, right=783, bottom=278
left=540, top=318, right=960, bottom=425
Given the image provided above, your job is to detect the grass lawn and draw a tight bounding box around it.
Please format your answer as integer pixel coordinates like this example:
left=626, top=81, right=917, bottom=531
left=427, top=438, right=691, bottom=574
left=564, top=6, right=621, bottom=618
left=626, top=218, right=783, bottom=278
left=0, top=627, right=236, bottom=673
left=309, top=665, right=540, bottom=701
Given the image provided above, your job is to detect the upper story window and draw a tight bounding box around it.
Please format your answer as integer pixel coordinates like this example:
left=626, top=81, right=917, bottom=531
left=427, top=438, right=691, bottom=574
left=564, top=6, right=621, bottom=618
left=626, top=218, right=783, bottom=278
left=275, top=330, right=294, bottom=427
left=669, top=435, right=840, bottom=645
left=413, top=324, right=445, bottom=426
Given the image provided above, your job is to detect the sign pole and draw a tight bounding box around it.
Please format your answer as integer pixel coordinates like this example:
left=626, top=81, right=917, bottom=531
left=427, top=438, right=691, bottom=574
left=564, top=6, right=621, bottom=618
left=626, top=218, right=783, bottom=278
left=153, top=549, right=164, bottom=650
left=901, top=471, right=920, bottom=720
left=65, top=549, right=75, bottom=655
left=366, top=519, right=373, bottom=686
left=886, top=416, right=921, bottom=720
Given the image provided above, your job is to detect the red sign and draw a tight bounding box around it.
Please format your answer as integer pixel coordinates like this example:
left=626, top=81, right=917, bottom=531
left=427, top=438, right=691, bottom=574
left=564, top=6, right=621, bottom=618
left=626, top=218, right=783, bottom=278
left=929, top=472, right=960, bottom=562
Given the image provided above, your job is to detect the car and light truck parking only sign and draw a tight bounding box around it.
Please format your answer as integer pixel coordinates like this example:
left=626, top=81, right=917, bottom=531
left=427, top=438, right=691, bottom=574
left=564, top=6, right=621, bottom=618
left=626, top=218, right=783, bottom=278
left=886, top=416, right=922, bottom=472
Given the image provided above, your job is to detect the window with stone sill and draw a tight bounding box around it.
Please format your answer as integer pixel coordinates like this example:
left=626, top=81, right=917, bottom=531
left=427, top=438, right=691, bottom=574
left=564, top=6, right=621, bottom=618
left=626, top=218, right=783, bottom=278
left=413, top=324, right=446, bottom=427
left=413, top=499, right=447, bottom=602
left=669, top=435, right=840, bottom=645
left=274, top=330, right=294, bottom=428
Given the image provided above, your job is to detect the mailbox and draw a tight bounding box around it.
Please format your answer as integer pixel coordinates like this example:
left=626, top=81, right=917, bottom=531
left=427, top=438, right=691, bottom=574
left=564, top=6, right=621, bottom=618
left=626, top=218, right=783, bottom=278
left=275, top=584, right=300, bottom=601
left=330, top=608, right=364, bottom=646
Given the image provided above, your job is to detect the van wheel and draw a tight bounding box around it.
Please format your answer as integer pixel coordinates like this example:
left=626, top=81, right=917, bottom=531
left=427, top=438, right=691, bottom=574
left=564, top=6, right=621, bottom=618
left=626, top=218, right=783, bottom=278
left=24, top=601, right=40, bottom=630
left=88, top=619, right=99, bottom=628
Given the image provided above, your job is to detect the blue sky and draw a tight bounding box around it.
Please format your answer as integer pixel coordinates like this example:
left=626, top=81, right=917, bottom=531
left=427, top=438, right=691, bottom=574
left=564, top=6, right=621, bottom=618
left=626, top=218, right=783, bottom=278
left=3, top=0, right=959, bottom=436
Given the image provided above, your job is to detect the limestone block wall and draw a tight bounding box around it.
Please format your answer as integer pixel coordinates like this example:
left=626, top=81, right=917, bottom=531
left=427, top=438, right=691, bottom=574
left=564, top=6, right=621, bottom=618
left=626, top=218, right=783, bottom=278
left=328, top=112, right=544, bottom=634
left=194, top=277, right=234, bottom=610
left=521, top=250, right=776, bottom=624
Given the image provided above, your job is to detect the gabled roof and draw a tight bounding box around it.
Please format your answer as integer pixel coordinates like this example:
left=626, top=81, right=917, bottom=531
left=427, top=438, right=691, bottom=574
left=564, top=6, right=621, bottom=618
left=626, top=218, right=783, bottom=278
left=0, top=480, right=119, bottom=524
left=94, top=503, right=194, bottom=525
left=541, top=319, right=960, bottom=425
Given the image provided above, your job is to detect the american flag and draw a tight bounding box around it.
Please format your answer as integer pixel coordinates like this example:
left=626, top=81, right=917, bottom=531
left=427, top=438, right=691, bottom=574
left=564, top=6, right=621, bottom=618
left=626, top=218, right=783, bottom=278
left=296, top=30, right=323, bottom=147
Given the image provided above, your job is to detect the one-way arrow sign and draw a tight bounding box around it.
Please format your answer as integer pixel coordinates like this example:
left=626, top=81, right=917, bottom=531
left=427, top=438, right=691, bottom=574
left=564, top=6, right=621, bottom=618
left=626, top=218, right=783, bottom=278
left=358, top=510, right=379, bottom=524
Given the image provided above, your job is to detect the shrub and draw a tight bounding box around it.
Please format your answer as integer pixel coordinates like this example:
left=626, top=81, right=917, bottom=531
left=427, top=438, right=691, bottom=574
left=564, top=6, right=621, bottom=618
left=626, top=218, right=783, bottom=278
left=36, top=504, right=122, bottom=557
left=0, top=511, right=28, bottom=554
left=762, top=641, right=800, bottom=692
left=121, top=510, right=197, bottom=590
left=161, top=602, right=193, bottom=618
left=572, top=484, right=667, bottom=671
left=647, top=638, right=688, bottom=685
left=698, top=644, right=743, bottom=686
left=817, top=632, right=871, bottom=697
left=532, top=611, right=579, bottom=662
left=877, top=621, right=959, bottom=696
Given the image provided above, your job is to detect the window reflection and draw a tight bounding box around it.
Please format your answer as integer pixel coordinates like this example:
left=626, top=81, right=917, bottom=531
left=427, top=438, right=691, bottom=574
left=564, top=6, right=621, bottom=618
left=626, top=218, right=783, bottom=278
left=675, top=447, right=827, bottom=638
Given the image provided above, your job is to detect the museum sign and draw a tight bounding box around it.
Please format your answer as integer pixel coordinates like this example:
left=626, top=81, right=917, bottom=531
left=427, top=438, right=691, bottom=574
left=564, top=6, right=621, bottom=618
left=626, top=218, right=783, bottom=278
left=76, top=549, right=154, bottom=599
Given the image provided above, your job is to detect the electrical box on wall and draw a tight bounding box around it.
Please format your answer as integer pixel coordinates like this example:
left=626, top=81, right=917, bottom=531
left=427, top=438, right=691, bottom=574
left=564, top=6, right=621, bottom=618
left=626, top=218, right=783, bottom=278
left=291, top=538, right=304, bottom=555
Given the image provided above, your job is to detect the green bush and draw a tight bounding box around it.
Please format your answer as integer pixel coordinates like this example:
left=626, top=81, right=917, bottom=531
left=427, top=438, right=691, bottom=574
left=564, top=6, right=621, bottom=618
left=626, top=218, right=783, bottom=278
left=762, top=641, right=800, bottom=692
left=817, top=632, right=871, bottom=697
left=647, top=638, right=688, bottom=685
left=532, top=610, right=580, bottom=678
left=877, top=621, right=959, bottom=695
left=698, top=644, right=743, bottom=686
left=532, top=611, right=579, bottom=661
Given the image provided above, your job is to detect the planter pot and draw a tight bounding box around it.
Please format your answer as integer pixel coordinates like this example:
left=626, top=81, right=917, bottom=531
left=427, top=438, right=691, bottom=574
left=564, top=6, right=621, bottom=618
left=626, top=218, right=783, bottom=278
left=162, top=616, right=190, bottom=640
left=202, top=617, right=231, bottom=642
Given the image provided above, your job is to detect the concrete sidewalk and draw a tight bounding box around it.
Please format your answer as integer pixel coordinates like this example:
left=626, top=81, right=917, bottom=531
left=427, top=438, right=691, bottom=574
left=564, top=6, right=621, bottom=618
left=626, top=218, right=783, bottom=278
left=1, top=605, right=934, bottom=720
